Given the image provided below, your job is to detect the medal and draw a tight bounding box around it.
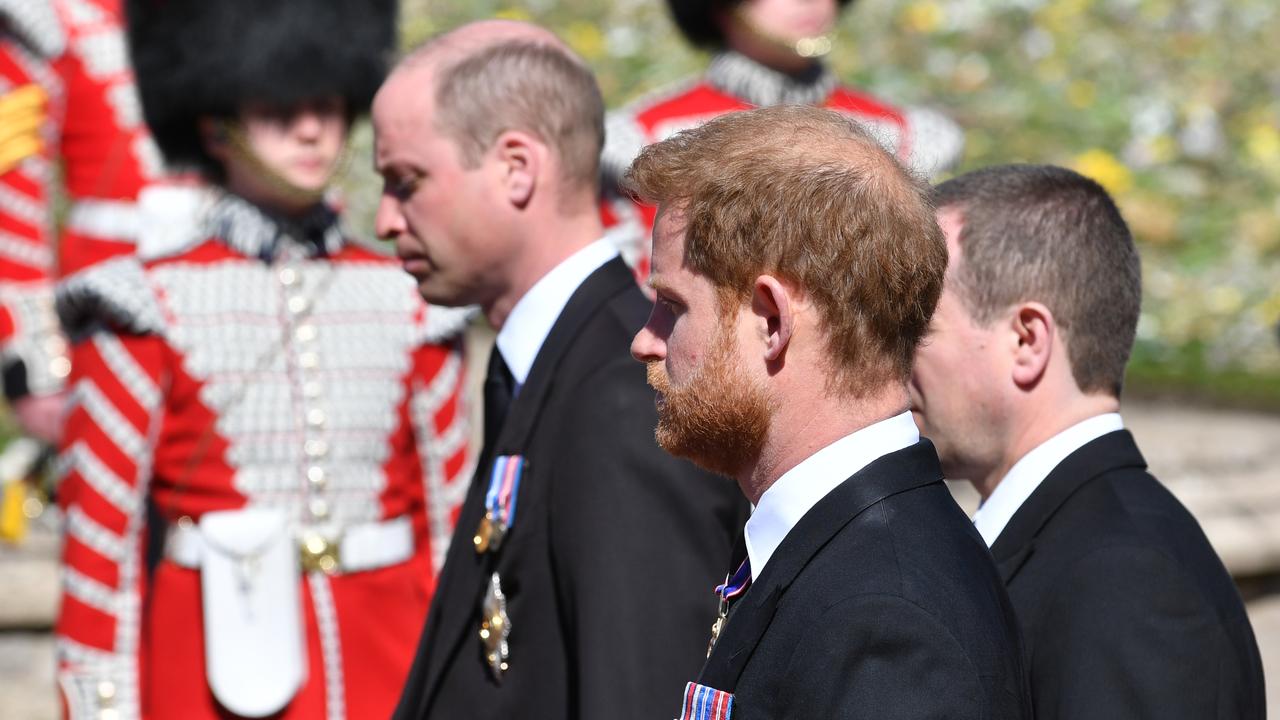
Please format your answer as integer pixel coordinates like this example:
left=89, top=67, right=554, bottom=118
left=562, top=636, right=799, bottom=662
left=707, top=559, right=752, bottom=657
left=473, top=455, right=525, bottom=555
left=472, top=511, right=504, bottom=554
left=479, top=572, right=512, bottom=681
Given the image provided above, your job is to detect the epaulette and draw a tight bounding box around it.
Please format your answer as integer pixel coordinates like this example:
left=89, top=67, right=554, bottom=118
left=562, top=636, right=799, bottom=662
left=56, top=256, right=166, bottom=339
left=419, top=304, right=477, bottom=346
left=0, top=0, right=66, bottom=59
left=901, top=106, right=965, bottom=179
left=601, top=75, right=704, bottom=185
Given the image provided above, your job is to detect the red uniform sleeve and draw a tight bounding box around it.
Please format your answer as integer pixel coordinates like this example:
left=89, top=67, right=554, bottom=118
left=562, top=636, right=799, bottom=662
left=55, top=330, right=166, bottom=720
left=0, top=33, right=68, bottom=399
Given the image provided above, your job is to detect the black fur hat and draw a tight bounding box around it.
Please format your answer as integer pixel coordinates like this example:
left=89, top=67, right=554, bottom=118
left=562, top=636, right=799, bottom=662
left=668, top=0, right=855, bottom=49
left=126, top=0, right=397, bottom=173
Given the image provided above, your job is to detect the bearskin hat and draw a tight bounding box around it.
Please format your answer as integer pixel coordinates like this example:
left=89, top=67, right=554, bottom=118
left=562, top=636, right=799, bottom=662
left=668, top=0, right=855, bottom=49
left=126, top=0, right=397, bottom=173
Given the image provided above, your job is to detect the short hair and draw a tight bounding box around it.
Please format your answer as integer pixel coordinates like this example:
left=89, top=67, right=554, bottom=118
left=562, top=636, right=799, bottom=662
left=625, top=105, right=947, bottom=396
left=429, top=39, right=604, bottom=195
left=933, top=164, right=1142, bottom=397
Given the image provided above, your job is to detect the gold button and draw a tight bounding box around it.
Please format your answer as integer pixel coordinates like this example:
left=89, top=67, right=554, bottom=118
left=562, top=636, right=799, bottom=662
left=303, top=533, right=328, bottom=556
left=309, top=498, right=329, bottom=519
left=97, top=680, right=116, bottom=700
left=305, top=439, right=329, bottom=458
left=306, top=466, right=327, bottom=487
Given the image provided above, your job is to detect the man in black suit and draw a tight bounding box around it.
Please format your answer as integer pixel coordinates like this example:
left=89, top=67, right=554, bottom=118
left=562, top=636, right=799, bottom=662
left=372, top=20, right=749, bottom=720
left=627, top=105, right=1030, bottom=719
left=912, top=164, right=1266, bottom=719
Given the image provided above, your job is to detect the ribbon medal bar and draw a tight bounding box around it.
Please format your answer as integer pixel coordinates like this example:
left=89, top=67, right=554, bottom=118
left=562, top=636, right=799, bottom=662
left=473, top=455, right=526, bottom=555
left=678, top=682, right=735, bottom=720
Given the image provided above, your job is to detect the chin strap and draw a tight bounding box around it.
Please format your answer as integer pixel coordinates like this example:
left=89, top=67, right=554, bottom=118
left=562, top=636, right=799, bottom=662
left=221, top=120, right=348, bottom=208
left=731, top=8, right=835, bottom=59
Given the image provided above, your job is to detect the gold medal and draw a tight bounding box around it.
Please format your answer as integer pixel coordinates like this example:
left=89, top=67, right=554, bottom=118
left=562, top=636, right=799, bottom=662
left=479, top=572, right=512, bottom=681
left=707, top=614, right=726, bottom=658
left=473, top=512, right=495, bottom=554
left=473, top=511, right=508, bottom=555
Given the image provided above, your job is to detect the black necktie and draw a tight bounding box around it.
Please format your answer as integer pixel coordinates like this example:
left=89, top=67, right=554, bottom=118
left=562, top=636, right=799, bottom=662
left=482, top=346, right=515, bottom=455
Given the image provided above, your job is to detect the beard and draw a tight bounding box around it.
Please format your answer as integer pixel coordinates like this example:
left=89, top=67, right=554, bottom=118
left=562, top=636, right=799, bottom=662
left=645, top=331, right=771, bottom=478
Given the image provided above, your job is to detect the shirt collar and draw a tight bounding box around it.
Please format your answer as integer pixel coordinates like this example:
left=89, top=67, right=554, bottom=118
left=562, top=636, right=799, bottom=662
left=744, top=411, right=920, bottom=580
left=973, top=412, right=1125, bottom=547
left=495, top=238, right=618, bottom=389
left=705, top=50, right=838, bottom=107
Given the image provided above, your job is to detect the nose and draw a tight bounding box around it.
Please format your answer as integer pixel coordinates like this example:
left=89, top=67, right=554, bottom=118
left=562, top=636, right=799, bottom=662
left=375, top=194, right=405, bottom=241
left=291, top=109, right=325, bottom=141
left=631, top=307, right=667, bottom=363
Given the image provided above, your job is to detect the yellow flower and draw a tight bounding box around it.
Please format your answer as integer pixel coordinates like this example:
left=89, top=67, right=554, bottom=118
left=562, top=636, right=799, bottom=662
left=1246, top=123, right=1280, bottom=164
left=1066, top=80, right=1096, bottom=109
left=902, top=1, right=944, bottom=34
left=493, top=8, right=532, bottom=22
left=1255, top=293, right=1280, bottom=327
left=563, top=21, right=605, bottom=61
left=1072, top=149, right=1133, bottom=195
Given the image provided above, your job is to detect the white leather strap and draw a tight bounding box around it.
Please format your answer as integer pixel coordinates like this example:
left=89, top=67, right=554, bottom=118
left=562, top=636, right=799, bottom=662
left=166, top=515, right=414, bottom=574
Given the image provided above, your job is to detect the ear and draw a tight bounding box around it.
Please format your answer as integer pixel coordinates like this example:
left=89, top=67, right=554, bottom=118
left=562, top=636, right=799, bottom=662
left=493, top=130, right=541, bottom=209
left=1010, top=302, right=1054, bottom=389
left=751, top=275, right=795, bottom=365
left=198, top=117, right=230, bottom=162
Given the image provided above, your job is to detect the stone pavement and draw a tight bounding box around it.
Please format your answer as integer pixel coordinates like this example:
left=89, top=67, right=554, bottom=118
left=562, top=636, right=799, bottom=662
left=2, top=400, right=1277, bottom=717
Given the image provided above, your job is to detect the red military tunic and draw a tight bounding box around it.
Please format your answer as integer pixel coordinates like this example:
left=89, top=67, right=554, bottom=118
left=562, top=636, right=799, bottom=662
left=601, top=51, right=965, bottom=277
left=0, top=0, right=163, bottom=397
left=54, top=189, right=472, bottom=720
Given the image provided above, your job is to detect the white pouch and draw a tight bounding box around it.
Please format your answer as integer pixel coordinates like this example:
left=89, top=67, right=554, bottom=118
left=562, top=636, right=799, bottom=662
left=199, top=508, right=306, bottom=717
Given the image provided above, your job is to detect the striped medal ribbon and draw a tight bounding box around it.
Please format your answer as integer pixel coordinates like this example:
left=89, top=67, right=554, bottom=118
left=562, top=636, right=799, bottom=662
left=678, top=682, right=735, bottom=720
left=472, top=455, right=526, bottom=555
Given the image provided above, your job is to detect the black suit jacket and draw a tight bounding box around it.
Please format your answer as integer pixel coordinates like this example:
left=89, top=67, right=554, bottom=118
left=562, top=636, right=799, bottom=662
left=990, top=429, right=1265, bottom=719
left=393, top=258, right=750, bottom=720
left=697, top=440, right=1031, bottom=720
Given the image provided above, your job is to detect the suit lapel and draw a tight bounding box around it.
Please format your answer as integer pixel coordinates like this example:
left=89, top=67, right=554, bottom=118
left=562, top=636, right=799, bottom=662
left=415, top=257, right=636, bottom=708
left=698, top=441, right=944, bottom=691
left=493, top=257, right=635, bottom=455
left=990, top=430, right=1147, bottom=583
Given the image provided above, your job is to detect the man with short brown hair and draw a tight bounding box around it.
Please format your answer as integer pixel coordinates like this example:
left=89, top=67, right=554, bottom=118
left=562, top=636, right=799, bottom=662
left=913, top=164, right=1264, bottom=719
left=376, top=20, right=748, bottom=720
left=629, top=105, right=1030, bottom=719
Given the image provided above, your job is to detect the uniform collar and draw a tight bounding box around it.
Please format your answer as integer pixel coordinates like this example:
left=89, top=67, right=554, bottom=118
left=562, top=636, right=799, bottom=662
left=202, top=192, right=346, bottom=262
left=744, top=411, right=920, bottom=580
left=705, top=50, right=838, bottom=107
left=974, top=413, right=1125, bottom=547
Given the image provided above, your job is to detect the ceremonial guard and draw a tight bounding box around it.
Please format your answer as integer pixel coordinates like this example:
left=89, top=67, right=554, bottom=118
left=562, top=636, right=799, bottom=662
left=52, top=1, right=471, bottom=718
left=0, top=0, right=164, bottom=444
left=601, top=0, right=964, bottom=276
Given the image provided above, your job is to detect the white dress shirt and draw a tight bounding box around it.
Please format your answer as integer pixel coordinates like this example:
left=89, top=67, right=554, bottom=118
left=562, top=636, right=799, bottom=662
left=973, top=412, right=1125, bottom=547
left=744, top=411, right=920, bottom=581
left=495, top=238, right=618, bottom=392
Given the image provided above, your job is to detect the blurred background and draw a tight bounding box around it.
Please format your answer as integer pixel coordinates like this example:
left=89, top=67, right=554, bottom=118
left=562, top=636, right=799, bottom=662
left=4, top=0, right=1279, bottom=716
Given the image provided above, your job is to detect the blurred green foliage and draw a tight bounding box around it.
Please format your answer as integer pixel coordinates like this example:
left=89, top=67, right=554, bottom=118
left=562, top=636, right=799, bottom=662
left=343, top=0, right=1280, bottom=401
